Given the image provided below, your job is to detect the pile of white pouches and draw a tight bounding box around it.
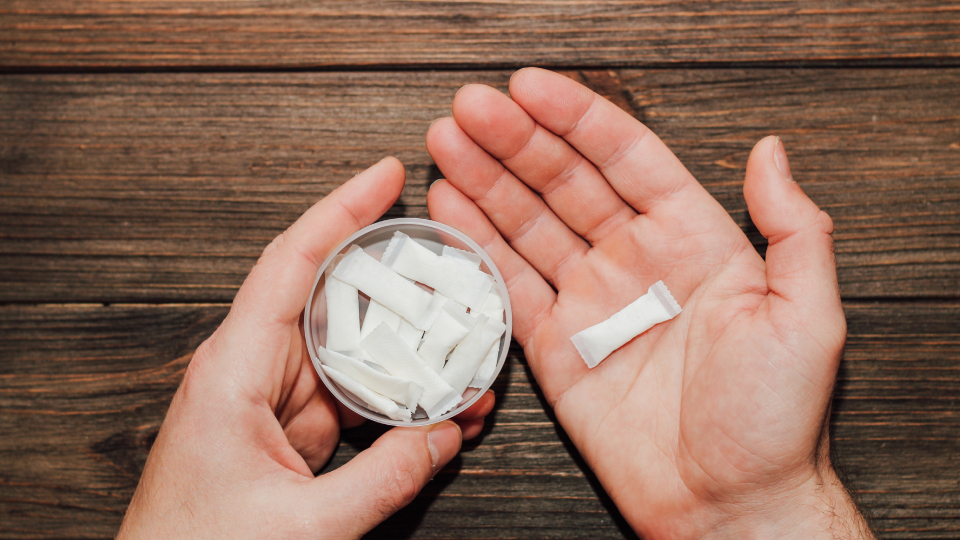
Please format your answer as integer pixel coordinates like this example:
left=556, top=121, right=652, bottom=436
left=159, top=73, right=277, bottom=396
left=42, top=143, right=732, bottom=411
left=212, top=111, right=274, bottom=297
left=314, top=232, right=507, bottom=422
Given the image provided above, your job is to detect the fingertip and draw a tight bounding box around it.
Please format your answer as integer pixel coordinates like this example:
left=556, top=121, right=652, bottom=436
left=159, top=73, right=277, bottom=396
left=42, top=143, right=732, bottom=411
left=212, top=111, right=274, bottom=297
left=452, top=85, right=537, bottom=162
left=377, top=155, right=405, bottom=177
left=742, top=135, right=776, bottom=207
left=427, top=176, right=447, bottom=194
left=375, top=155, right=407, bottom=192
left=425, top=116, right=460, bottom=159
left=354, top=155, right=404, bottom=186
left=772, top=136, right=794, bottom=183
left=743, top=135, right=821, bottom=241
left=336, top=399, right=367, bottom=429
left=508, top=66, right=542, bottom=95
left=457, top=418, right=486, bottom=441
left=424, top=178, right=493, bottom=249
left=325, top=159, right=405, bottom=238
left=452, top=84, right=506, bottom=120
left=426, top=178, right=456, bottom=220
left=426, top=115, right=453, bottom=139
left=427, top=421, right=462, bottom=471
left=458, top=390, right=495, bottom=420
left=509, top=67, right=529, bottom=84
left=452, top=83, right=493, bottom=108
left=341, top=155, right=406, bottom=211
left=451, top=391, right=495, bottom=440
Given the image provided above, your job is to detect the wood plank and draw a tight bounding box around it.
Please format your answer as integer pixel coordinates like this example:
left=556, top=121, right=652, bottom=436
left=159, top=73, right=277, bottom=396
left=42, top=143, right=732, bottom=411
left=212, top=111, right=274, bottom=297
left=0, top=302, right=957, bottom=539
left=832, top=302, right=960, bottom=538
left=2, top=69, right=957, bottom=303
left=1, top=1, right=959, bottom=69
left=0, top=305, right=227, bottom=539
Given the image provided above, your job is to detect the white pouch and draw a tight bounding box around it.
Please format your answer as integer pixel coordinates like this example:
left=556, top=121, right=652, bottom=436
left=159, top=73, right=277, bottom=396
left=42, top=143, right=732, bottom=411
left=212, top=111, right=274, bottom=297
left=324, top=261, right=363, bottom=356
left=382, top=232, right=493, bottom=310
left=442, top=245, right=482, bottom=269
left=469, top=288, right=506, bottom=388
left=332, top=244, right=443, bottom=331
left=359, top=299, right=401, bottom=340
left=437, top=249, right=480, bottom=314
left=360, top=322, right=462, bottom=418
left=478, top=286, right=504, bottom=316
left=397, top=318, right=425, bottom=351
left=417, top=300, right=477, bottom=373
left=442, top=315, right=507, bottom=397
left=321, top=365, right=412, bottom=422
left=431, top=292, right=467, bottom=315
left=317, top=346, right=422, bottom=411
left=470, top=342, right=501, bottom=388
left=570, top=280, right=682, bottom=369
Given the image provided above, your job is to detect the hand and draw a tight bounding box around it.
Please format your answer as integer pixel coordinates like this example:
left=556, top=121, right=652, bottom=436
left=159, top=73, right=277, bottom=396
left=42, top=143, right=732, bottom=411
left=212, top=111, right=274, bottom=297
left=426, top=68, right=873, bottom=539
left=117, top=157, right=496, bottom=540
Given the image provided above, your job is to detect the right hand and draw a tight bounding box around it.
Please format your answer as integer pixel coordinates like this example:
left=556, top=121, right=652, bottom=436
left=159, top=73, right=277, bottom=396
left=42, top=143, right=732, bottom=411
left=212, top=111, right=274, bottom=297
left=117, top=158, right=495, bottom=540
left=426, top=68, right=874, bottom=539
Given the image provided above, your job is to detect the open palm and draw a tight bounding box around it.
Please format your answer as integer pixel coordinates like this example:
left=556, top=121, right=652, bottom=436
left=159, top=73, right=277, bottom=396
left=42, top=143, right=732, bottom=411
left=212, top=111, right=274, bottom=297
left=426, top=69, right=865, bottom=539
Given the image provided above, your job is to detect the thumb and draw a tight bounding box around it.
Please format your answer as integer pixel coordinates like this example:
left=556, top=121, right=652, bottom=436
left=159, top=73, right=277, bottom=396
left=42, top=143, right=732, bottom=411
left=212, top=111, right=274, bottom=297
left=233, top=156, right=406, bottom=329
left=743, top=136, right=845, bottom=343
left=306, top=421, right=462, bottom=537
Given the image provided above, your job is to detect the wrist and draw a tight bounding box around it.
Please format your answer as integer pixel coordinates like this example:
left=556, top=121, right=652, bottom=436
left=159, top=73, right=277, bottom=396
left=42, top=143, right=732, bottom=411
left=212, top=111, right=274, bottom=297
left=700, top=467, right=875, bottom=540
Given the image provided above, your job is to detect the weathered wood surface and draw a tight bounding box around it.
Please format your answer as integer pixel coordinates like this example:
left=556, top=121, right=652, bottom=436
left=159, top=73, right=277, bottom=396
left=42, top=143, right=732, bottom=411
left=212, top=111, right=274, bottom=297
left=0, top=303, right=957, bottom=539
left=2, top=69, right=958, bottom=303
left=2, top=1, right=960, bottom=69
left=2, top=3, right=959, bottom=537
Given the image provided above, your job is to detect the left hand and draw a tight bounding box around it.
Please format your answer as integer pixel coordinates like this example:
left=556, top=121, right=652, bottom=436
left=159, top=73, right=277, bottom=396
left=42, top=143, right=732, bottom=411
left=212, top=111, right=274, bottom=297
left=425, top=69, right=868, bottom=539
left=117, top=157, right=496, bottom=540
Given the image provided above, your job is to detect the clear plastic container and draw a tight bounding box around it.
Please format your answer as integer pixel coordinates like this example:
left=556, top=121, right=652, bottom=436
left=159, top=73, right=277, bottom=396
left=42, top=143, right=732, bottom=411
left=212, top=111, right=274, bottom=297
left=304, top=218, right=512, bottom=426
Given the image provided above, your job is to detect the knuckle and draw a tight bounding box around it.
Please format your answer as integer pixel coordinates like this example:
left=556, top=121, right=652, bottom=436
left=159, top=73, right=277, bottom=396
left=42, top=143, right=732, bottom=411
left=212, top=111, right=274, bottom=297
left=179, top=335, right=218, bottom=401
left=371, top=451, right=425, bottom=516
left=816, top=209, right=835, bottom=235
left=388, top=462, right=423, bottom=509
left=259, top=230, right=290, bottom=264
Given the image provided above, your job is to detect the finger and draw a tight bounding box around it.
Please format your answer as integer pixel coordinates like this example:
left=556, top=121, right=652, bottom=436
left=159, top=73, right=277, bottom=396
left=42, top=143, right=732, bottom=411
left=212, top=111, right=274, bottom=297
left=743, top=136, right=845, bottom=349
left=456, top=418, right=486, bottom=440
left=427, top=116, right=588, bottom=288
left=452, top=84, right=636, bottom=243
left=509, top=67, right=712, bottom=214
left=457, top=390, right=495, bottom=421
left=279, top=359, right=341, bottom=473
left=233, top=157, right=406, bottom=327
left=453, top=391, right=495, bottom=440
left=428, top=179, right=556, bottom=345
left=309, top=421, right=462, bottom=538
left=336, top=399, right=367, bottom=429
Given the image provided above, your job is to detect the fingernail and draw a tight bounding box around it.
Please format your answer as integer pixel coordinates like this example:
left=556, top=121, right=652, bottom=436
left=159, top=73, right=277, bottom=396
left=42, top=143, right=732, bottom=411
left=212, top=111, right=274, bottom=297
left=773, top=137, right=795, bottom=183
left=427, top=421, right=462, bottom=472
left=429, top=118, right=439, bottom=131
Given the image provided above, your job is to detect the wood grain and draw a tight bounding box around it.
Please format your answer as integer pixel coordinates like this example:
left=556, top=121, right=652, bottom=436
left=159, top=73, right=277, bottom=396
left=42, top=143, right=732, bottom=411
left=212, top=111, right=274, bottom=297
left=3, top=3, right=957, bottom=540
left=1, top=1, right=959, bottom=69
left=0, top=302, right=957, bottom=539
left=1, top=69, right=958, bottom=303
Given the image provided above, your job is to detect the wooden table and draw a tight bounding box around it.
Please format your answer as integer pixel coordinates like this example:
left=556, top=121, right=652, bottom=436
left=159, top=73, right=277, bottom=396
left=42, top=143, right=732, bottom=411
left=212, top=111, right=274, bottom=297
left=1, top=2, right=958, bottom=538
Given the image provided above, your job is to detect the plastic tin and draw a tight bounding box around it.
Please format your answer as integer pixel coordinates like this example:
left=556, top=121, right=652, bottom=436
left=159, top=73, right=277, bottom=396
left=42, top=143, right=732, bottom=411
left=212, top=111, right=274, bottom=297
left=304, top=218, right=512, bottom=426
